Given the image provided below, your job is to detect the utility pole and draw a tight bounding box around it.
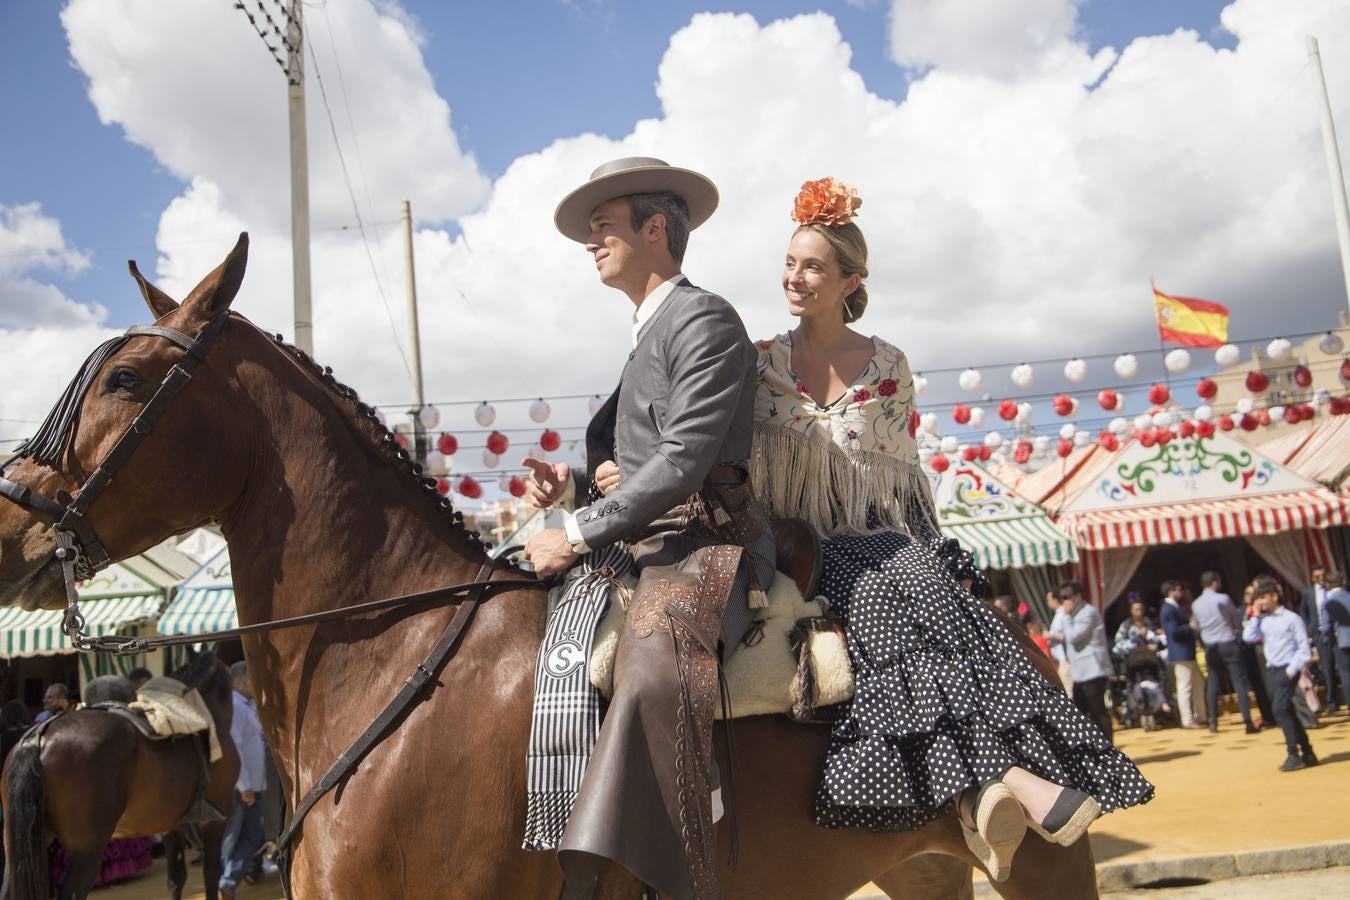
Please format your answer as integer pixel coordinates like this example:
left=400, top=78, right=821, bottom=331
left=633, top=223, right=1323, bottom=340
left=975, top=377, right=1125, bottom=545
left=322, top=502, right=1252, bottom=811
left=402, top=199, right=428, bottom=466
left=1310, top=36, right=1350, bottom=317
left=288, top=0, right=314, bottom=355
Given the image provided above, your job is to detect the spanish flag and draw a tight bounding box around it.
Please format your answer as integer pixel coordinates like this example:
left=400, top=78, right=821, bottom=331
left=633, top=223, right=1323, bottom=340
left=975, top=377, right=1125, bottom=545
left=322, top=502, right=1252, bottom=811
left=1153, top=284, right=1229, bottom=348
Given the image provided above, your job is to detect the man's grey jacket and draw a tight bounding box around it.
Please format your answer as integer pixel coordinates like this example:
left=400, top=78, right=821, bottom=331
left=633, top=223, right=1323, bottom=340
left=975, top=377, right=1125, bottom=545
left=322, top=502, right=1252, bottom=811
left=572, top=278, right=756, bottom=550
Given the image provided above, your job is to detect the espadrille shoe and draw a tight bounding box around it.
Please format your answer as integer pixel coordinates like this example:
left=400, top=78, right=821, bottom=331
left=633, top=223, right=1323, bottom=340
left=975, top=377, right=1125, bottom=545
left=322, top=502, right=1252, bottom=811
left=1026, top=787, right=1101, bottom=847
left=960, top=781, right=1027, bottom=882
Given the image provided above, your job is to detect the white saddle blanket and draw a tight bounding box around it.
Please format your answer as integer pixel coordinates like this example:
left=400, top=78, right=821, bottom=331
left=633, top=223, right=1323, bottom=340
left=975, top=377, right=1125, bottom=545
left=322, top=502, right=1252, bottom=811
left=130, top=676, right=223, bottom=762
left=588, top=571, right=854, bottom=719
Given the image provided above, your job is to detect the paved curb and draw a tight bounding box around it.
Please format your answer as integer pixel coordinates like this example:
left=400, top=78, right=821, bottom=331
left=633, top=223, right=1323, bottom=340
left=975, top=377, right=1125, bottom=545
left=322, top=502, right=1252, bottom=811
left=849, top=841, right=1350, bottom=898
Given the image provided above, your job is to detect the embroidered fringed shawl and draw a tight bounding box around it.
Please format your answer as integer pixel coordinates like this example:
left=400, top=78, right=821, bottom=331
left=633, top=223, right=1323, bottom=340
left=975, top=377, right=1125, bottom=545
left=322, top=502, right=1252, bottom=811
left=750, top=332, right=938, bottom=538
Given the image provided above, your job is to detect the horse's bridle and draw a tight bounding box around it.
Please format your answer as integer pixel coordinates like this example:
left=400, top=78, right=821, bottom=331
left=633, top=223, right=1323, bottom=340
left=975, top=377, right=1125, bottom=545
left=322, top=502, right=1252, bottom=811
left=0, top=313, right=231, bottom=648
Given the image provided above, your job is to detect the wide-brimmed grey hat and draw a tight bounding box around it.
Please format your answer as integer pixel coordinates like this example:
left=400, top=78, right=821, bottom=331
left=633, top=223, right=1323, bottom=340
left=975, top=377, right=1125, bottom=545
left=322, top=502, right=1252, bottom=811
left=553, top=157, right=719, bottom=244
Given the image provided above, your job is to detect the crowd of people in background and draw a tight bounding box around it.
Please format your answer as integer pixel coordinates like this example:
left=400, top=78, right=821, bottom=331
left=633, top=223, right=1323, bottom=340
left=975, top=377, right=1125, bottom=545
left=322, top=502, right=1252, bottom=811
left=990, top=565, right=1349, bottom=771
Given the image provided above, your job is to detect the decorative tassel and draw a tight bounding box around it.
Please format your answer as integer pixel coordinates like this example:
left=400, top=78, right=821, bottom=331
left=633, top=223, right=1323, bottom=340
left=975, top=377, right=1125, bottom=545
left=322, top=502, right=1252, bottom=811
left=748, top=586, right=769, bottom=609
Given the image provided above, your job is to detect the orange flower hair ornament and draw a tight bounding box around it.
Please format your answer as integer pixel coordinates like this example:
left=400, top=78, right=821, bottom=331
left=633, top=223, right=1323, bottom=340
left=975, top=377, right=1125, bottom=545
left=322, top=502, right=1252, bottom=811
left=791, top=177, right=862, bottom=226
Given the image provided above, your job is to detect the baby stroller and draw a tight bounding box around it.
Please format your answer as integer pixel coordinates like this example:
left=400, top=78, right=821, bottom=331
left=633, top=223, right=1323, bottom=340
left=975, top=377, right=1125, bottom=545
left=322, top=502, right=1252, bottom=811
left=1115, top=645, right=1175, bottom=731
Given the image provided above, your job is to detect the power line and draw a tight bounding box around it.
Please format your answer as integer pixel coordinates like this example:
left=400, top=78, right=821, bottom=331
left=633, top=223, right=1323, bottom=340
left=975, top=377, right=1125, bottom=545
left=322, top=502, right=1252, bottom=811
left=232, top=0, right=295, bottom=83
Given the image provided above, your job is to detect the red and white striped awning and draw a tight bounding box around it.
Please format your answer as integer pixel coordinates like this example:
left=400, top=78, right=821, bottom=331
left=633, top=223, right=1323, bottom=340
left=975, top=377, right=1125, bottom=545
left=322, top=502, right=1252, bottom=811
left=1056, top=489, right=1350, bottom=551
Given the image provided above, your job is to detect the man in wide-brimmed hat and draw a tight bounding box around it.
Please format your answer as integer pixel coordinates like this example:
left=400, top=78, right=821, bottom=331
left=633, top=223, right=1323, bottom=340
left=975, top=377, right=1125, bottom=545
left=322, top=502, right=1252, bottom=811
left=523, top=158, right=774, bottom=899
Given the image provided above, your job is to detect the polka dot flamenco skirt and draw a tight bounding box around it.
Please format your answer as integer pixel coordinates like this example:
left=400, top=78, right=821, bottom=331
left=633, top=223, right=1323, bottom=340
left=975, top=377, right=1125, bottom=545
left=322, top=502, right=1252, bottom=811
left=812, top=530, right=1154, bottom=832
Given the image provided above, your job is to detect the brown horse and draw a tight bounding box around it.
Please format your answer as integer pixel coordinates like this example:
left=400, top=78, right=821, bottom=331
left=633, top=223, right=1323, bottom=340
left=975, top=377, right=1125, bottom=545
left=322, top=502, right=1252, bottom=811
left=0, top=654, right=238, bottom=900
left=0, top=235, right=1098, bottom=899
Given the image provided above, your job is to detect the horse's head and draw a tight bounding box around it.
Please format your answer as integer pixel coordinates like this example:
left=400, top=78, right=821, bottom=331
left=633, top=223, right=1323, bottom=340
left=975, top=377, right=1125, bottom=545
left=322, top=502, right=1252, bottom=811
left=0, top=236, right=254, bottom=610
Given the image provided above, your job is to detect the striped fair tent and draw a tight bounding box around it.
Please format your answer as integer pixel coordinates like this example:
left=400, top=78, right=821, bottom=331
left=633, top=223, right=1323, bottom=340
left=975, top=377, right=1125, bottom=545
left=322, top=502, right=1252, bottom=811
left=158, top=544, right=236, bottom=636
left=933, top=462, right=1078, bottom=570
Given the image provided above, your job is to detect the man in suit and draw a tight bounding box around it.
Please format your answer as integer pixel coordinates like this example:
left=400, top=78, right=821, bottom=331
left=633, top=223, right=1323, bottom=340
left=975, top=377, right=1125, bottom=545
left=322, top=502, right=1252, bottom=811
left=523, top=158, right=774, bottom=900
left=1192, top=571, right=1260, bottom=734
left=1300, top=565, right=1339, bottom=714
left=1159, top=579, right=1207, bottom=729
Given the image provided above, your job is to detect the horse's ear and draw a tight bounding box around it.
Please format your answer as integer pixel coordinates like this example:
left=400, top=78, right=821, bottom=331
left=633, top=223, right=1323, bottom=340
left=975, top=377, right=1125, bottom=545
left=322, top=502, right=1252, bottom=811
left=127, top=260, right=179, bottom=318
left=183, top=232, right=249, bottom=316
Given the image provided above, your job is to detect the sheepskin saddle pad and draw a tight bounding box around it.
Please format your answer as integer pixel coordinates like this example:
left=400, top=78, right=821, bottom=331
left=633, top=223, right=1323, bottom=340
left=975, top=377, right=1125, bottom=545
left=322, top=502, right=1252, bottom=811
left=588, top=570, right=854, bottom=719
left=130, top=676, right=223, bottom=762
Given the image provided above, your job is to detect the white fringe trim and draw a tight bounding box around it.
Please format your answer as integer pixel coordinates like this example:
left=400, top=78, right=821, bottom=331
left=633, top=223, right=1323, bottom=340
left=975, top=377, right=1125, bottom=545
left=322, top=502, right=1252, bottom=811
left=750, top=422, right=938, bottom=537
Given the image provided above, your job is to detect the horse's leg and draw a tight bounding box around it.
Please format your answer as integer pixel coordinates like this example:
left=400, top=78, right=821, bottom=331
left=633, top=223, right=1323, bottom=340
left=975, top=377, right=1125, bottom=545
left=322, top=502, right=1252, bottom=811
left=874, top=853, right=974, bottom=900
left=55, top=847, right=104, bottom=900
left=987, top=832, right=1099, bottom=900
left=199, top=819, right=227, bottom=900
left=164, top=829, right=187, bottom=900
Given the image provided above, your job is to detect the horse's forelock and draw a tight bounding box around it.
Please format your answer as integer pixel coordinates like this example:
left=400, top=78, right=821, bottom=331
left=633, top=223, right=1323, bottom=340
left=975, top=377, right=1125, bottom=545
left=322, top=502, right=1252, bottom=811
left=9, top=335, right=131, bottom=468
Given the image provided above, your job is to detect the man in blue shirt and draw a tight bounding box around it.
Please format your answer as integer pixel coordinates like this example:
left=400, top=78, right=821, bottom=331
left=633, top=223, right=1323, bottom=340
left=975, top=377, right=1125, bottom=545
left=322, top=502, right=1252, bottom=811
left=1158, top=580, right=1207, bottom=729
left=1322, top=571, right=1350, bottom=714
left=1047, top=580, right=1115, bottom=743
left=1243, top=576, right=1317, bottom=771
left=1192, top=572, right=1259, bottom=734
left=220, top=661, right=268, bottom=900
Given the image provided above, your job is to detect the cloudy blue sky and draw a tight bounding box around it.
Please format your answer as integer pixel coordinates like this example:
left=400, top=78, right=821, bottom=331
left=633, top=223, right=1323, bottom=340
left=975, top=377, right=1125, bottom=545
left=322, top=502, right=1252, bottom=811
left=0, top=0, right=1346, bottom=482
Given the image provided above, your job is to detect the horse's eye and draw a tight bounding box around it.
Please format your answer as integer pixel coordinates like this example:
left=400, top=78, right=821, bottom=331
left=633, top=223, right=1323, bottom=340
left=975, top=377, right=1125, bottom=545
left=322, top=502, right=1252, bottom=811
left=108, top=368, right=141, bottom=394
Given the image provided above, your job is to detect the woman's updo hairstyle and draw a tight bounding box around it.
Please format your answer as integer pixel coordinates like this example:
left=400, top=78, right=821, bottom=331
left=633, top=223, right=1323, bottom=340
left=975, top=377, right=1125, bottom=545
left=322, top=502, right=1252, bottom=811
left=790, top=177, right=869, bottom=323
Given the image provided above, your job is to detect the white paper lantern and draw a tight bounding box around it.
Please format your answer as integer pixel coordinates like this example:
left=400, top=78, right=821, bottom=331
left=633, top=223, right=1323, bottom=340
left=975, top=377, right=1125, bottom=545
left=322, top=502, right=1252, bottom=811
left=1063, top=358, right=1087, bottom=383
left=1164, top=349, right=1192, bottom=374
left=1265, top=338, right=1292, bottom=361
left=424, top=450, right=447, bottom=475
left=1315, top=388, right=1331, bottom=406
left=1010, top=364, right=1035, bottom=389
left=1114, top=354, right=1139, bottom=379
left=1319, top=332, right=1345, bottom=355
left=588, top=395, right=605, bottom=416
left=958, top=368, right=982, bottom=393
left=1194, top=404, right=1214, bottom=422
left=1073, top=430, right=1091, bottom=447
left=1033, top=435, right=1052, bottom=452
left=482, top=449, right=500, bottom=469
left=913, top=374, right=928, bottom=396
left=529, top=398, right=551, bottom=423
left=1235, top=397, right=1254, bottom=414
left=920, top=412, right=938, bottom=434
left=1109, top=417, right=1128, bottom=435
left=1059, top=424, right=1077, bottom=440
left=418, top=404, right=441, bottom=429
left=498, top=475, right=513, bottom=492
left=474, top=402, right=496, bottom=427
left=984, top=431, right=1004, bottom=449
left=1152, top=411, right=1174, bottom=428
left=1016, top=402, right=1034, bottom=424
left=1133, top=414, right=1152, bottom=432
left=1268, top=405, right=1286, bottom=422
left=1068, top=397, right=1080, bottom=416
left=940, top=435, right=959, bottom=454
left=968, top=406, right=986, bottom=427
left=1215, top=343, right=1240, bottom=367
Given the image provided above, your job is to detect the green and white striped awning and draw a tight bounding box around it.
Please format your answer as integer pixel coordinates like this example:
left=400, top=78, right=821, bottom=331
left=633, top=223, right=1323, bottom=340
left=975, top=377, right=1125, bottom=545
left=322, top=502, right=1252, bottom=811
left=0, top=592, right=161, bottom=658
left=943, top=515, right=1079, bottom=570
left=157, top=545, right=236, bottom=636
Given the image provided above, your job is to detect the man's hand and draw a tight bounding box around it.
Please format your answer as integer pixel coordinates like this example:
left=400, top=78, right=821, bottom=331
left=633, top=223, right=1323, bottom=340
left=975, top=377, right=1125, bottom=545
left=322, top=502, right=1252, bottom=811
left=241, top=790, right=256, bottom=807
left=522, top=456, right=571, bottom=510
left=524, top=528, right=579, bottom=578
left=596, top=459, right=621, bottom=495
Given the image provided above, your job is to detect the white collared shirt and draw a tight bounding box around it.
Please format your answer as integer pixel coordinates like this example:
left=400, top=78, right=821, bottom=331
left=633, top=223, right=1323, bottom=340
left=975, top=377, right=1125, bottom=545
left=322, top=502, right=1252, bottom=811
left=560, top=274, right=684, bottom=553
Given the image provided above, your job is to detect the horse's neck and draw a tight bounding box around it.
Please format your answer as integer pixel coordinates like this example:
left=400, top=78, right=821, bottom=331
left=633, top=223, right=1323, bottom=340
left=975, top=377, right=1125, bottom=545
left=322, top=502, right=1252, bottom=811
left=221, top=358, right=485, bottom=622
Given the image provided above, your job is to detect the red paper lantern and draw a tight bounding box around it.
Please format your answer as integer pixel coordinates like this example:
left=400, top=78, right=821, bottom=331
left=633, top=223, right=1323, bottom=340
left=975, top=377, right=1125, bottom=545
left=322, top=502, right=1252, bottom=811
left=1178, top=420, right=1196, bottom=438
left=456, top=476, right=482, bottom=499
left=1257, top=409, right=1272, bottom=426
left=1097, top=431, right=1118, bottom=452
left=978, top=445, right=993, bottom=461
left=1217, top=415, right=1235, bottom=431
left=1332, top=397, right=1350, bottom=415
left=998, top=399, right=1018, bottom=421
left=1157, top=428, right=1173, bottom=445
left=486, top=430, right=510, bottom=455
left=508, top=476, right=527, bottom=498
left=930, top=454, right=950, bottom=473
left=539, top=429, right=562, bottom=452
left=1196, top=420, right=1216, bottom=438
left=435, top=478, right=451, bottom=495
left=1240, top=414, right=1259, bottom=432
left=1195, top=378, right=1218, bottom=400
left=1293, top=365, right=1312, bottom=388
left=1147, top=383, right=1170, bottom=406
left=436, top=432, right=459, bottom=456
left=952, top=404, right=972, bottom=425
left=1283, top=405, right=1302, bottom=425
left=1299, top=403, right=1315, bottom=420
left=1139, top=429, right=1158, bottom=448
left=1013, top=440, right=1032, bottom=464
left=1245, top=371, right=1270, bottom=393
left=1097, top=389, right=1118, bottom=411
left=1052, top=394, right=1074, bottom=416
left=1341, top=359, right=1350, bottom=384
left=961, top=445, right=979, bottom=462
left=1056, top=438, right=1073, bottom=458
